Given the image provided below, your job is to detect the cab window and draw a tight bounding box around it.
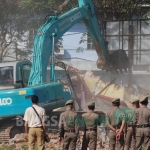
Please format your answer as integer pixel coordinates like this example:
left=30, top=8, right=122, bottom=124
left=22, top=64, right=31, bottom=85
left=0, top=66, right=14, bottom=84
left=17, top=66, right=22, bottom=81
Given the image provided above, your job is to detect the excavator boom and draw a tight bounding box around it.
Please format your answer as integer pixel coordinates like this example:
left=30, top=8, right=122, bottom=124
left=28, top=0, right=129, bottom=86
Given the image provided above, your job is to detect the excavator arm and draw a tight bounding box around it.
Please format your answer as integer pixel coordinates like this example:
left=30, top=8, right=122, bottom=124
left=28, top=0, right=129, bottom=86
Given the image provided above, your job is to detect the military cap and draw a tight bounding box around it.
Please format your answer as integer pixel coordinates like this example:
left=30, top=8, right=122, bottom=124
left=112, top=98, right=120, bottom=104
left=52, top=107, right=66, bottom=112
left=140, top=96, right=148, bottom=103
left=131, top=99, right=139, bottom=104
left=65, top=99, right=74, bottom=106
left=87, top=101, right=95, bottom=107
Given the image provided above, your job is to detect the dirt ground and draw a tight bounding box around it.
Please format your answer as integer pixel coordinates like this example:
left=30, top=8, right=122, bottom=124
left=1, top=128, right=109, bottom=150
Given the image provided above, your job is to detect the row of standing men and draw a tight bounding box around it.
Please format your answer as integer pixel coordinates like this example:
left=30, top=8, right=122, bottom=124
left=22, top=95, right=150, bottom=150
left=58, top=96, right=150, bottom=150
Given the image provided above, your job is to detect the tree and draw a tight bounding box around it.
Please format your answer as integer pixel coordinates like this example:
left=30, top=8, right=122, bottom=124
left=1, top=0, right=150, bottom=62
left=0, top=0, right=31, bottom=62
left=0, top=0, right=59, bottom=62
left=19, top=0, right=67, bottom=55
left=77, top=0, right=150, bottom=41
left=93, top=0, right=150, bottom=21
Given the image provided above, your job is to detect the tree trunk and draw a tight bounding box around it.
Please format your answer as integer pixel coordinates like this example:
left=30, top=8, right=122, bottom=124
left=0, top=47, right=3, bottom=63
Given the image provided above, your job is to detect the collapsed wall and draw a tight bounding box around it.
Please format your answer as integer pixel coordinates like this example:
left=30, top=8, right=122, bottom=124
left=71, top=70, right=149, bottom=109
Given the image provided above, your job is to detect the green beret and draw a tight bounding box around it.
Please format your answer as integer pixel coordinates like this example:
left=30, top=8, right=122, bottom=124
left=112, top=98, right=120, bottom=104
left=87, top=101, right=95, bottom=107
left=140, top=96, right=148, bottom=103
left=131, top=99, right=139, bottom=104
left=65, top=100, right=74, bottom=106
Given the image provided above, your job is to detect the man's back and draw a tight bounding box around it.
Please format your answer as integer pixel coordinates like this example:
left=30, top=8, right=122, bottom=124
left=82, top=112, right=100, bottom=128
left=124, top=107, right=139, bottom=124
left=59, top=110, right=78, bottom=129
left=23, top=95, right=46, bottom=150
left=24, top=105, right=46, bottom=127
left=107, top=107, right=125, bottom=126
left=58, top=100, right=79, bottom=150
left=136, top=107, right=150, bottom=124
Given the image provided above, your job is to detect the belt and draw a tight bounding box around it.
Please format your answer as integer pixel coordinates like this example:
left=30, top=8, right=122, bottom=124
left=64, top=129, right=75, bottom=133
left=136, top=124, right=150, bottom=128
left=30, top=126, right=42, bottom=128
left=86, top=128, right=97, bottom=132
left=127, top=125, right=134, bottom=127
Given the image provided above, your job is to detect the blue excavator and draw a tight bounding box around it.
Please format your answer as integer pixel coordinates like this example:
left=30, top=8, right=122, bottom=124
left=0, top=0, right=129, bottom=142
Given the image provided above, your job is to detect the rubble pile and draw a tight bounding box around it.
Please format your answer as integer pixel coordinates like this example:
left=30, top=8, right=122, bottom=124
left=83, top=71, right=149, bottom=107
left=4, top=127, right=109, bottom=150
left=56, top=58, right=149, bottom=108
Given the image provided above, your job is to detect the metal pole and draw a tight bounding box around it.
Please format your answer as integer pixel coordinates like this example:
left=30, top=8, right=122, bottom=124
left=15, top=43, right=17, bottom=60
left=136, top=20, right=138, bottom=65
left=122, top=21, right=123, bottom=50
left=119, top=21, right=120, bottom=49
left=52, top=35, right=55, bottom=63
left=50, top=33, right=56, bottom=82
left=128, top=22, right=134, bottom=87
left=139, top=20, right=142, bottom=64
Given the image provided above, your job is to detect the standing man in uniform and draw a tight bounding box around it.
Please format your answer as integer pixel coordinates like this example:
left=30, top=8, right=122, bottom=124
left=124, top=99, right=140, bottom=150
left=23, top=95, right=46, bottom=150
left=82, top=101, right=101, bottom=150
left=58, top=99, right=79, bottom=150
left=135, top=96, right=150, bottom=150
left=106, top=98, right=125, bottom=150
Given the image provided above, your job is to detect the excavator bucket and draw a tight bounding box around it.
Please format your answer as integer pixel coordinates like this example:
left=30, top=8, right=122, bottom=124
left=108, top=49, right=130, bottom=73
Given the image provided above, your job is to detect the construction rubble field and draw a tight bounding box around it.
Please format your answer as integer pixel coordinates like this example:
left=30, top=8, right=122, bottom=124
left=0, top=69, right=149, bottom=150
left=1, top=127, right=109, bottom=150
left=59, top=67, right=149, bottom=111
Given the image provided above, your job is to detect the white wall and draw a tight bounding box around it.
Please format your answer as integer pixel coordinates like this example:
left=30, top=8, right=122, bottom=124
left=62, top=22, right=87, bottom=50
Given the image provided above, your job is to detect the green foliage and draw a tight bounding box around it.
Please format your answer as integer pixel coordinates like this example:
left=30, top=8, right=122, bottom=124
left=93, top=0, right=150, bottom=20
left=19, top=0, right=53, bottom=13
left=1, top=0, right=150, bottom=62
left=0, top=144, right=16, bottom=150
left=19, top=0, right=77, bottom=15
left=0, top=1, right=25, bottom=61
left=147, top=11, right=150, bottom=17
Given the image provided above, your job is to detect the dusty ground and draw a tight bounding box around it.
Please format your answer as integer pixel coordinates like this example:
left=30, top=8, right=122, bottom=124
left=0, top=127, right=109, bottom=150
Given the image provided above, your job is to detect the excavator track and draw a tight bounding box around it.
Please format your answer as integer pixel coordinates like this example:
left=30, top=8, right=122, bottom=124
left=0, top=122, right=23, bottom=143
left=0, top=124, right=14, bottom=143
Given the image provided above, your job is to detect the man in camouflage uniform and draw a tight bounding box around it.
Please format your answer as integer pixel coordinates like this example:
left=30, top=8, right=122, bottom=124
left=58, top=100, right=79, bottom=150
left=124, top=99, right=140, bottom=150
left=82, top=101, right=101, bottom=150
left=106, top=98, right=125, bottom=150
left=135, top=96, right=150, bottom=150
